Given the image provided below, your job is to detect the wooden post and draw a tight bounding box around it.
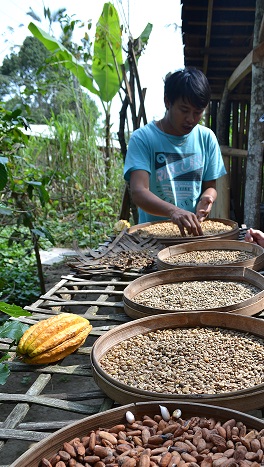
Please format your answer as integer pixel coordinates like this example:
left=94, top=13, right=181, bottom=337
left=212, top=82, right=231, bottom=219
left=211, top=158, right=230, bottom=219
left=244, top=0, right=264, bottom=228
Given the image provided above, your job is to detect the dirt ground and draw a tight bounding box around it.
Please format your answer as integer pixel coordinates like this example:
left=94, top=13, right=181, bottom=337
left=42, top=259, right=76, bottom=291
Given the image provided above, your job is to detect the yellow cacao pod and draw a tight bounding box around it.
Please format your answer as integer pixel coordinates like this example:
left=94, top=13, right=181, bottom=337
left=113, top=219, right=131, bottom=233
left=17, top=313, right=92, bottom=364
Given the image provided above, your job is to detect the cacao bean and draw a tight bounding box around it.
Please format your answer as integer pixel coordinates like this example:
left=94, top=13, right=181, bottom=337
left=40, top=459, right=52, bottom=467
left=138, top=453, right=150, bottom=467
left=109, top=425, right=126, bottom=434
left=159, top=452, right=172, bottom=467
left=99, top=431, right=118, bottom=445
left=58, top=451, right=71, bottom=462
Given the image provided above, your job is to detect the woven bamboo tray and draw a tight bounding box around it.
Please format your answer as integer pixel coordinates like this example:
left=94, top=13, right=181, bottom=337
left=128, top=218, right=239, bottom=245
left=157, top=239, right=264, bottom=271
left=123, top=266, right=264, bottom=319
left=91, top=311, right=264, bottom=410
left=11, top=400, right=264, bottom=467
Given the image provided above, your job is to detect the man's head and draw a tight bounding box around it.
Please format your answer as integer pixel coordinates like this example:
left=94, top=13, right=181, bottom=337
left=164, top=67, right=211, bottom=109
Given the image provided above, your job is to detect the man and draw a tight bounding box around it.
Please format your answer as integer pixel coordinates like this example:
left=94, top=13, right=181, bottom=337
left=124, top=67, right=226, bottom=236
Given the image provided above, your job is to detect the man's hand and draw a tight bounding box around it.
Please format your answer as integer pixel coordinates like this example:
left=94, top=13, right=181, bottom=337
left=244, top=228, right=264, bottom=248
left=170, top=208, right=203, bottom=237
left=196, top=195, right=214, bottom=222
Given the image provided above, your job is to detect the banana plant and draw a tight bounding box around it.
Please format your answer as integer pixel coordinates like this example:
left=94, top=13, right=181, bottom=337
left=28, top=2, right=122, bottom=173
left=28, top=2, right=152, bottom=181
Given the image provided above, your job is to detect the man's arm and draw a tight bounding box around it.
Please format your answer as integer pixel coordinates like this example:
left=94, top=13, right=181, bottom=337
left=196, top=180, right=217, bottom=221
left=130, top=170, right=203, bottom=236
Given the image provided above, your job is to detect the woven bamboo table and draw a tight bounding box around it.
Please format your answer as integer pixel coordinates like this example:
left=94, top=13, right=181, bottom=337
left=1, top=227, right=264, bottom=466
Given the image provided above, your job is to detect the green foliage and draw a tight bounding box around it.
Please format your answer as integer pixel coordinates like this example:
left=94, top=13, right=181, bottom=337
left=0, top=363, right=11, bottom=386
left=0, top=302, right=31, bottom=385
left=0, top=105, right=51, bottom=251
left=0, top=317, right=30, bottom=338
left=0, top=229, right=47, bottom=305
left=1, top=37, right=53, bottom=117
left=28, top=23, right=99, bottom=97
left=28, top=2, right=124, bottom=105
left=0, top=103, right=54, bottom=279
left=0, top=302, right=31, bottom=318
left=93, top=3, right=123, bottom=103
left=0, top=35, right=86, bottom=122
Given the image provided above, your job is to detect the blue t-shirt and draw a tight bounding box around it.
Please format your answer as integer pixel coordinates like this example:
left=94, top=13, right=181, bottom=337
left=124, top=121, right=226, bottom=223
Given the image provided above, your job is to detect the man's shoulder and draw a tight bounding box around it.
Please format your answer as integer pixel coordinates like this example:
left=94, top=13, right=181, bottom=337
left=131, top=121, right=157, bottom=138
left=194, top=124, right=218, bottom=143
left=195, top=124, right=214, bottom=135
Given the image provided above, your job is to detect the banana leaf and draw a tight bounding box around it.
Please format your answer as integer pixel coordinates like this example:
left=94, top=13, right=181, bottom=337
left=28, top=22, right=100, bottom=97
left=92, top=2, right=123, bottom=103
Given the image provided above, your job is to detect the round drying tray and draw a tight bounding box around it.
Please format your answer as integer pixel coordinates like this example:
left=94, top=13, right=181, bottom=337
left=11, top=400, right=264, bottom=466
left=123, top=265, right=264, bottom=319
left=91, top=311, right=264, bottom=410
left=128, top=218, right=239, bottom=245
left=157, top=239, right=264, bottom=271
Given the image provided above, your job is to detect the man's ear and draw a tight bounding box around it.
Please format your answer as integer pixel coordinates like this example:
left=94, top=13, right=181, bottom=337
left=164, top=95, right=170, bottom=110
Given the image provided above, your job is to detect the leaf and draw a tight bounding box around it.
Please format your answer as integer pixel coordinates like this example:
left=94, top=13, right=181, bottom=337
left=0, top=363, right=10, bottom=386
left=32, top=227, right=55, bottom=245
left=31, top=228, right=45, bottom=237
left=92, top=2, right=123, bottom=103
left=28, top=22, right=100, bottom=96
left=0, top=278, right=7, bottom=291
left=138, top=23, right=153, bottom=49
left=18, top=116, right=31, bottom=130
left=38, top=226, right=55, bottom=245
left=0, top=302, right=31, bottom=318
left=0, top=163, right=8, bottom=191
left=26, top=7, right=42, bottom=22
left=0, top=320, right=30, bottom=343
left=0, top=204, right=12, bottom=215
left=37, top=184, right=50, bottom=206
left=26, top=180, right=42, bottom=186
left=123, top=23, right=153, bottom=72
left=0, top=354, right=10, bottom=363
left=26, top=181, right=49, bottom=206
left=0, top=157, right=8, bottom=164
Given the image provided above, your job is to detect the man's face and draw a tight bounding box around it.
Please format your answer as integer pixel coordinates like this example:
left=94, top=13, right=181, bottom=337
left=166, top=97, right=205, bottom=136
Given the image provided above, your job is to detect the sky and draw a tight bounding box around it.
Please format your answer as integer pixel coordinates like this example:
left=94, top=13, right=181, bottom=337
left=0, top=0, right=184, bottom=132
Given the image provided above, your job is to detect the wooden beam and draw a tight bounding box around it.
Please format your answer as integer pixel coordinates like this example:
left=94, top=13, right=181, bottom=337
left=203, top=0, right=214, bottom=75
left=184, top=6, right=255, bottom=11
left=220, top=145, right=248, bottom=158
left=187, top=21, right=255, bottom=26
left=185, top=56, right=241, bottom=63
left=258, top=14, right=264, bottom=43
left=187, top=47, right=251, bottom=55
left=253, top=41, right=264, bottom=63
left=208, top=66, right=244, bottom=71
left=228, top=51, right=252, bottom=91
left=211, top=94, right=250, bottom=101
left=228, top=42, right=264, bottom=91
left=185, top=35, right=252, bottom=40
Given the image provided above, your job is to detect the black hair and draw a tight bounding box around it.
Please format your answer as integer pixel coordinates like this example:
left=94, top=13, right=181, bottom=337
left=164, top=67, right=211, bottom=109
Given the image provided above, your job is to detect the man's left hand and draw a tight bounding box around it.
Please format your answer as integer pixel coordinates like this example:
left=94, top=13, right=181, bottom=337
left=196, top=195, right=214, bottom=222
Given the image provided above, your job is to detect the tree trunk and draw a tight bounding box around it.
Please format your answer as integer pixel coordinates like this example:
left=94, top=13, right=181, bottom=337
left=243, top=0, right=264, bottom=229
left=105, top=110, right=112, bottom=184
left=118, top=38, right=148, bottom=224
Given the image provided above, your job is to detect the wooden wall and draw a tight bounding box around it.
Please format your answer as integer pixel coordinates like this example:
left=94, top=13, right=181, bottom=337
left=209, top=99, right=255, bottom=228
